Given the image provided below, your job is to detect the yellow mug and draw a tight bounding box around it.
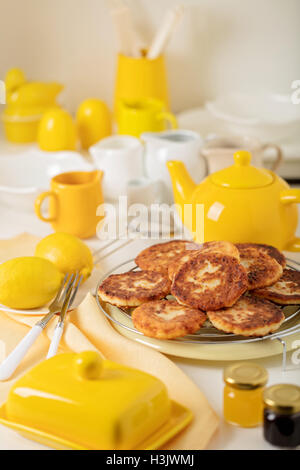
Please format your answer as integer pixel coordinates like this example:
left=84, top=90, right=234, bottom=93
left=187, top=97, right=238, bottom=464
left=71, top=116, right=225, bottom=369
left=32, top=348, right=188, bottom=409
left=117, top=97, right=178, bottom=137
left=35, top=171, right=104, bottom=239
left=114, top=53, right=169, bottom=118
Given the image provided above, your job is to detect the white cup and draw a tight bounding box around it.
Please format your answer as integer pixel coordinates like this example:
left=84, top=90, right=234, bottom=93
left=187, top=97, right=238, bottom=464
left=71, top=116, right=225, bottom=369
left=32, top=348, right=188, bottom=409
left=89, top=135, right=143, bottom=201
left=202, top=135, right=283, bottom=174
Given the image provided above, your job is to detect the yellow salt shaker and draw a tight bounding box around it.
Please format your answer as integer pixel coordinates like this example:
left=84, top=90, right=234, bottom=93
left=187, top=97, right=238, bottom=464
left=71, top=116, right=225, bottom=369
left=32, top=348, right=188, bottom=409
left=38, top=108, right=77, bottom=151
left=223, top=362, right=268, bottom=427
left=76, top=99, right=112, bottom=150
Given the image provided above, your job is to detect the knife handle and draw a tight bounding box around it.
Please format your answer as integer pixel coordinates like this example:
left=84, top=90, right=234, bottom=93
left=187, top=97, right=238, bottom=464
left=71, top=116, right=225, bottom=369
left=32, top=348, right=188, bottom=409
left=46, top=322, right=64, bottom=359
left=0, top=325, right=43, bottom=381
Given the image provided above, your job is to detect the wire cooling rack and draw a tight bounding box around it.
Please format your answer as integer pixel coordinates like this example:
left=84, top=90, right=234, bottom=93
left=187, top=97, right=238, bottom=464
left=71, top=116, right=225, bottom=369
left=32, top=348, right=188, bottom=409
left=95, top=255, right=300, bottom=370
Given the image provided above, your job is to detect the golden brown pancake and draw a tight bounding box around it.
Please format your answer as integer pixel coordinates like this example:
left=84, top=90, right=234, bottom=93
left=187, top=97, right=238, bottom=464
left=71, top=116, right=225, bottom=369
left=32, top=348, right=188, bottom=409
left=237, top=245, right=283, bottom=290
left=171, top=252, right=248, bottom=311
left=98, top=270, right=171, bottom=307
left=236, top=243, right=286, bottom=268
left=253, top=269, right=300, bottom=305
left=199, top=240, right=240, bottom=260
left=207, top=293, right=285, bottom=337
left=135, top=240, right=200, bottom=275
left=168, top=240, right=240, bottom=280
left=132, top=299, right=206, bottom=339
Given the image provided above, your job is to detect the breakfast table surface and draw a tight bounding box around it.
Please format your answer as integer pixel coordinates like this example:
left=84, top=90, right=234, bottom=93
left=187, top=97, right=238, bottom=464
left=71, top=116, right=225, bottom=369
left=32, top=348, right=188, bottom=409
left=0, top=186, right=299, bottom=450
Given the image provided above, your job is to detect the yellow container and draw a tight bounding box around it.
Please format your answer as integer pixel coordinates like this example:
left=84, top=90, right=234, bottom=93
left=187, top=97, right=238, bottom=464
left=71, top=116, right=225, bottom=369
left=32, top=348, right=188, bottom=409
left=223, top=362, right=268, bottom=427
left=2, top=105, right=47, bottom=143
left=114, top=53, right=169, bottom=118
left=117, top=97, right=177, bottom=138
left=0, top=351, right=192, bottom=450
left=2, top=115, right=41, bottom=143
left=35, top=170, right=104, bottom=239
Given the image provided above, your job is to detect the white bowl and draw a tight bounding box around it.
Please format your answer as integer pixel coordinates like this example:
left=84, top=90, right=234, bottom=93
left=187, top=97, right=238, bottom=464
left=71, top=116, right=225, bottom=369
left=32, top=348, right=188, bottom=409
left=206, top=92, right=300, bottom=141
left=0, top=149, right=93, bottom=212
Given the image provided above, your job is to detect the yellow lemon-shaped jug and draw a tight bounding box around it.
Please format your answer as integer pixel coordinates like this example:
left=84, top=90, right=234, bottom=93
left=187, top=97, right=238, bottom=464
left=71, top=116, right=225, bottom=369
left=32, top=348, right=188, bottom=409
left=35, top=232, right=94, bottom=281
left=38, top=108, right=77, bottom=151
left=76, top=99, right=111, bottom=150
left=0, top=257, right=64, bottom=309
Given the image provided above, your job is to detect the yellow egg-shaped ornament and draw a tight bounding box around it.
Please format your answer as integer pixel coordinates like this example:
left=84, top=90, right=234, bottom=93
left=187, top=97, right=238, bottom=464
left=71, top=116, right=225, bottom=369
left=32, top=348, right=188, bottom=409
left=38, top=108, right=77, bottom=151
left=76, top=98, right=112, bottom=150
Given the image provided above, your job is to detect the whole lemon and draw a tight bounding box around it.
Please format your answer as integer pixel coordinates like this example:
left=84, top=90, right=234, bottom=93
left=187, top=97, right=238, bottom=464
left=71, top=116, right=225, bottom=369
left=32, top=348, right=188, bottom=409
left=0, top=257, right=64, bottom=309
left=76, top=98, right=111, bottom=150
left=35, top=232, right=94, bottom=281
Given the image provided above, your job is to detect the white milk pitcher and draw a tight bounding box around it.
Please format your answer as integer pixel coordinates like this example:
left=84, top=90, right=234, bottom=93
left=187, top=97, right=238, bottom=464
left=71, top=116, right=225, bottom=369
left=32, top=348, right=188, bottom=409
left=142, top=130, right=207, bottom=204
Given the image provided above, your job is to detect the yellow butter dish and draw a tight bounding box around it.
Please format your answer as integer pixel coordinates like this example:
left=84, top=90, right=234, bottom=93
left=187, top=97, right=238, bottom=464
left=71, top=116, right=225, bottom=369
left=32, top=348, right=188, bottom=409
left=0, top=351, right=192, bottom=450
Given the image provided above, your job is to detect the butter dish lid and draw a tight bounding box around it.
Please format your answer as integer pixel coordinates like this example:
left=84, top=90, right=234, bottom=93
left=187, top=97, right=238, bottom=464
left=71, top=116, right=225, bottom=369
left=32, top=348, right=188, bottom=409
left=5, top=352, right=173, bottom=450
left=211, top=150, right=274, bottom=189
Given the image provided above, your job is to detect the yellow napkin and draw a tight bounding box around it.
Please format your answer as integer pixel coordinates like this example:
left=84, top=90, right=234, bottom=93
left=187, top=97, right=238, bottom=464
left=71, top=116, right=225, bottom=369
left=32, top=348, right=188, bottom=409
left=0, top=234, right=219, bottom=450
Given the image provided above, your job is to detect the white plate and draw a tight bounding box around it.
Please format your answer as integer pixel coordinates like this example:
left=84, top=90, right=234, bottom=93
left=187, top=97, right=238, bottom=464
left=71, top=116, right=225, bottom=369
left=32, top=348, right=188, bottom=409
left=0, top=148, right=93, bottom=211
left=206, top=92, right=300, bottom=141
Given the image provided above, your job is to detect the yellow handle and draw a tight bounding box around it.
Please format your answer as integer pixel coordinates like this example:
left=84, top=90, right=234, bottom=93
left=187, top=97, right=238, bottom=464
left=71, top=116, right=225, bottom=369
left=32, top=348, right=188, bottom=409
left=34, top=191, right=57, bottom=223
left=280, top=189, right=300, bottom=205
left=285, top=238, right=300, bottom=252
left=157, top=111, right=178, bottom=130
left=280, top=189, right=300, bottom=252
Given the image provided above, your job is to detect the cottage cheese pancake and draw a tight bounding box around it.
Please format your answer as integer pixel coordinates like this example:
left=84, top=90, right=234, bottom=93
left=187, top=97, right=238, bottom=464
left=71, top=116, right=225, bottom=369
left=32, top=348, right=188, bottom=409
left=98, top=271, right=171, bottom=307
left=171, top=252, right=248, bottom=311
left=236, top=243, right=286, bottom=268
left=237, top=245, right=283, bottom=290
left=168, top=240, right=240, bottom=280
left=132, top=299, right=206, bottom=339
left=253, top=269, right=300, bottom=305
left=207, top=293, right=285, bottom=337
left=135, top=240, right=200, bottom=275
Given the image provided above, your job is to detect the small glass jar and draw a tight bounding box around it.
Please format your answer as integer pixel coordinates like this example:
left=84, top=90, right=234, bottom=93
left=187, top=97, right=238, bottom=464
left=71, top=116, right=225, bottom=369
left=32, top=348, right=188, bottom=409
left=263, top=384, right=300, bottom=448
left=223, top=362, right=268, bottom=427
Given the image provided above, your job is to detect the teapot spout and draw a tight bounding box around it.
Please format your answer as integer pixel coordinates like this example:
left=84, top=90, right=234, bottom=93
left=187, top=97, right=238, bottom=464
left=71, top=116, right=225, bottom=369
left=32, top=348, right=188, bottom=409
left=167, top=160, right=196, bottom=207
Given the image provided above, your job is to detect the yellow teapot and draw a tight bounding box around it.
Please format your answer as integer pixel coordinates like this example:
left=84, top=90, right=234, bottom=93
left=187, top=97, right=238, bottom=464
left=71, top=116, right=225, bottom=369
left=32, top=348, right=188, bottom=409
left=167, top=150, right=300, bottom=251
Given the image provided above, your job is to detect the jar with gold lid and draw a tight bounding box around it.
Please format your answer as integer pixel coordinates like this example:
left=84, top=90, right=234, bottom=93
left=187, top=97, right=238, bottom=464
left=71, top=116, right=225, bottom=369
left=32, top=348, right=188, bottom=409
left=223, top=362, right=268, bottom=427
left=263, top=384, right=300, bottom=447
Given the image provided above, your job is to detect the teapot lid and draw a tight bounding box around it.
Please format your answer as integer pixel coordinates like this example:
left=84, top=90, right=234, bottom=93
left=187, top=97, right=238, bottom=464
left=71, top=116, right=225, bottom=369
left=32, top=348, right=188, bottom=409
left=211, top=150, right=273, bottom=189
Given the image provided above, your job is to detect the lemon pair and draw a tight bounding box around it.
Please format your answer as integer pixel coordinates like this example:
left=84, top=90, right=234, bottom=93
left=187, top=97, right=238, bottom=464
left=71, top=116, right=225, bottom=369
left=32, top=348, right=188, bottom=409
left=0, top=233, right=93, bottom=310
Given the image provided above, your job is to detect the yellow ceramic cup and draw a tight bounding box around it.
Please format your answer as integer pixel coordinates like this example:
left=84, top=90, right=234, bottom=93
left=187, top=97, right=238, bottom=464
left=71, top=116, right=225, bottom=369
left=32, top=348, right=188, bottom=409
left=35, top=171, right=104, bottom=239
left=117, top=97, right=178, bottom=138
left=114, top=53, right=169, bottom=118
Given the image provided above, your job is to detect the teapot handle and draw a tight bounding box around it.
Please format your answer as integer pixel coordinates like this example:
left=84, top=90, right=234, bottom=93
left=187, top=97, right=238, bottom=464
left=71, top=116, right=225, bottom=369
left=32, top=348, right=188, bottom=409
left=280, top=189, right=300, bottom=252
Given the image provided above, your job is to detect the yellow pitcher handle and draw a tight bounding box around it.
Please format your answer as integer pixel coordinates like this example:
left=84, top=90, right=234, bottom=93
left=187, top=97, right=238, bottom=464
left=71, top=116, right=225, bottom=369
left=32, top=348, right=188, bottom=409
left=280, top=189, right=300, bottom=252
left=34, top=191, right=57, bottom=223
left=157, top=111, right=178, bottom=130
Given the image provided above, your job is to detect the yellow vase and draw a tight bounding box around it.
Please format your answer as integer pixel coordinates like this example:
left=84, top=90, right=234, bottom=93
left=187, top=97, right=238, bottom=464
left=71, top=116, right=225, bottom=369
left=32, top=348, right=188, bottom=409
left=114, top=53, right=169, bottom=119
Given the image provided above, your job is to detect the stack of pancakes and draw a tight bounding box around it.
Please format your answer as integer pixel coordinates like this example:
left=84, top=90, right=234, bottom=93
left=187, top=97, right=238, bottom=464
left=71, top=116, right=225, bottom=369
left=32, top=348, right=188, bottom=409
left=98, top=240, right=300, bottom=340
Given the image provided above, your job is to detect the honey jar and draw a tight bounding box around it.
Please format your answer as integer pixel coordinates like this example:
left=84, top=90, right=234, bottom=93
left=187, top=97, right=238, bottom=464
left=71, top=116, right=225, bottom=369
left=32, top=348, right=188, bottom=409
left=263, top=384, right=300, bottom=448
left=223, top=362, right=268, bottom=427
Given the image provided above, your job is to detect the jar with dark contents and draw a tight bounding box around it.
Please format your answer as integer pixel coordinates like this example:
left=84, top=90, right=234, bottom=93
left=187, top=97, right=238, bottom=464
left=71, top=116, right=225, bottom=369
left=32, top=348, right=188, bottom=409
left=263, top=384, right=300, bottom=448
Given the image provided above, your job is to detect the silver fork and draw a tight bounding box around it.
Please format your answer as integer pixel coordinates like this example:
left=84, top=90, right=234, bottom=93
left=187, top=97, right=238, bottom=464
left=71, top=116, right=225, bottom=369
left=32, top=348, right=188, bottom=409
left=47, top=272, right=83, bottom=359
left=0, top=273, right=74, bottom=381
